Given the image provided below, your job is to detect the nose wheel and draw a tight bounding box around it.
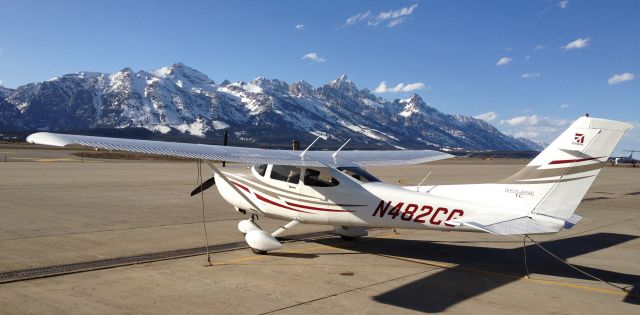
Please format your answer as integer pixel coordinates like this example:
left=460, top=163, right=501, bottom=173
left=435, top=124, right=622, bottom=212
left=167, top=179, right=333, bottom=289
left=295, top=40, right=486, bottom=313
left=251, top=248, right=268, bottom=255
left=238, top=219, right=301, bottom=254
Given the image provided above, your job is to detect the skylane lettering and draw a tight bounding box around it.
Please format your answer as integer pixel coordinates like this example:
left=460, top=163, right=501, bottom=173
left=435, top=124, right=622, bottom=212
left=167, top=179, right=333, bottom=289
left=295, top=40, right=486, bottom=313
left=372, top=200, right=464, bottom=226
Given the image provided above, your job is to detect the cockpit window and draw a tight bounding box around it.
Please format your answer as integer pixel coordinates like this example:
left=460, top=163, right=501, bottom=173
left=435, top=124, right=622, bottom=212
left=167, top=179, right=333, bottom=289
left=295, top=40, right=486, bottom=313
left=337, top=167, right=381, bottom=183
left=304, top=168, right=339, bottom=187
left=270, top=165, right=301, bottom=184
left=254, top=164, right=268, bottom=177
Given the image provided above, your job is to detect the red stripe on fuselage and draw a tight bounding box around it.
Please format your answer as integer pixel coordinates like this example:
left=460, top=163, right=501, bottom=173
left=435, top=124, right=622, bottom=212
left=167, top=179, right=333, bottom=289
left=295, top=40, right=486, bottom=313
left=230, top=180, right=250, bottom=192
left=255, top=193, right=312, bottom=214
left=285, top=201, right=353, bottom=212
left=548, top=156, right=603, bottom=165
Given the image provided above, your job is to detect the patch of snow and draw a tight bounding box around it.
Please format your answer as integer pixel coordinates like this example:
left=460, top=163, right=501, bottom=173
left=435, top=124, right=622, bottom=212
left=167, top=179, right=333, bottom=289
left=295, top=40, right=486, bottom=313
left=243, top=83, right=263, bottom=94
left=218, top=86, right=270, bottom=116
left=212, top=120, right=230, bottom=130
left=150, top=66, right=172, bottom=78
left=17, top=102, right=29, bottom=113
left=150, top=125, right=172, bottom=134
left=175, top=118, right=208, bottom=137
left=309, top=131, right=331, bottom=140
left=339, top=120, right=389, bottom=141
left=361, top=98, right=382, bottom=108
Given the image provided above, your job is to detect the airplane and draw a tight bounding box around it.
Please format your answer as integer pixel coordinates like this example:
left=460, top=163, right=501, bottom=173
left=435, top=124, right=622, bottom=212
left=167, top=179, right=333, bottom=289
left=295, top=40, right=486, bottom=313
left=26, top=116, right=632, bottom=254
left=608, top=150, right=638, bottom=167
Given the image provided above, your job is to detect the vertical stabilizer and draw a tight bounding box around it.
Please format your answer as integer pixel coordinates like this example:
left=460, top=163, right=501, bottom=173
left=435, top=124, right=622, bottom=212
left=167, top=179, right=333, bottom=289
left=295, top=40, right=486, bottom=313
left=504, top=117, right=632, bottom=220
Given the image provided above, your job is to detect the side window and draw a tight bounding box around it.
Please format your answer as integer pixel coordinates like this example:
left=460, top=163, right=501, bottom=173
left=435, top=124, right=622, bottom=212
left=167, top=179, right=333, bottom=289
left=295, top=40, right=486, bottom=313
left=304, top=168, right=339, bottom=187
left=254, top=164, right=268, bottom=177
left=337, top=167, right=381, bottom=183
left=270, top=165, right=301, bottom=184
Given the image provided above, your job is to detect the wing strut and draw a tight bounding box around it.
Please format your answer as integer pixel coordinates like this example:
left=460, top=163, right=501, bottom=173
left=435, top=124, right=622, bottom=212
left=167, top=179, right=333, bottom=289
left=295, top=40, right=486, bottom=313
left=300, top=136, right=321, bottom=161
left=332, top=138, right=351, bottom=164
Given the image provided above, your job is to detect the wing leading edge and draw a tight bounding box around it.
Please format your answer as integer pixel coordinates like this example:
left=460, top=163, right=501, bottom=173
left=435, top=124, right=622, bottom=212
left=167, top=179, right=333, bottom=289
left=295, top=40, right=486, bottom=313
left=26, top=132, right=453, bottom=167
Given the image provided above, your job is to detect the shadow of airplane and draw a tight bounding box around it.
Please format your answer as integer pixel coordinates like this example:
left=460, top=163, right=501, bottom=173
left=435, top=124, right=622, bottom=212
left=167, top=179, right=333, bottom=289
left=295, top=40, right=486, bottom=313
left=314, top=232, right=638, bottom=312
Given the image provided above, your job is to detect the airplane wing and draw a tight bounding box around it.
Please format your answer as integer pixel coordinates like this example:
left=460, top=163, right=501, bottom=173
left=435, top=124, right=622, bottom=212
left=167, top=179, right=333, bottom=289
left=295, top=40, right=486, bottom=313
left=26, top=132, right=453, bottom=167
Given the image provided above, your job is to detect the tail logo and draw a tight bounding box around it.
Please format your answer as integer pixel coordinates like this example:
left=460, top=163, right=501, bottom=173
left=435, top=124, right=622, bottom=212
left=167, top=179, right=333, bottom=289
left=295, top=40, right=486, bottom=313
left=573, top=133, right=585, bottom=145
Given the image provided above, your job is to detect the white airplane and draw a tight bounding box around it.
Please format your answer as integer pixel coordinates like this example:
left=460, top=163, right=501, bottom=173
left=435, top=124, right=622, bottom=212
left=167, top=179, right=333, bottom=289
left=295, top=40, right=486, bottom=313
left=27, top=116, right=632, bottom=254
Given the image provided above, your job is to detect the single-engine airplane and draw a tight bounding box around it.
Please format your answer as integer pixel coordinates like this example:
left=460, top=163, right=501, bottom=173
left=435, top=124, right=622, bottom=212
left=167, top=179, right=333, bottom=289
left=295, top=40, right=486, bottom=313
left=27, top=116, right=632, bottom=254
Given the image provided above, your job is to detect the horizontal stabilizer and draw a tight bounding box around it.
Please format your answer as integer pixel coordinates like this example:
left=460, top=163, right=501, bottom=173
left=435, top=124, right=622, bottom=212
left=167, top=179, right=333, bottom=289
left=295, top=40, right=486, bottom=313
left=447, top=215, right=561, bottom=235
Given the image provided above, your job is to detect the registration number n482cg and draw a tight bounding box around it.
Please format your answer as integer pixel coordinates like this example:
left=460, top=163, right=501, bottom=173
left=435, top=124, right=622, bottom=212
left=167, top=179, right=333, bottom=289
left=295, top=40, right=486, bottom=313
left=372, top=200, right=464, bottom=227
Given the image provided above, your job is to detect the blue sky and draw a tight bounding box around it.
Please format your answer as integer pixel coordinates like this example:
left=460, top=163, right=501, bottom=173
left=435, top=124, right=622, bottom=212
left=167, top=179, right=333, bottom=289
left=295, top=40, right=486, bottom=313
left=0, top=0, right=638, bottom=152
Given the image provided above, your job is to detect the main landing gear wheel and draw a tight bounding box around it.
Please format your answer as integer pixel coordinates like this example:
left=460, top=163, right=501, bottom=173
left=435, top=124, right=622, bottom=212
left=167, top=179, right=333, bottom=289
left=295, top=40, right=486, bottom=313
left=334, top=226, right=368, bottom=241
left=251, top=248, right=268, bottom=255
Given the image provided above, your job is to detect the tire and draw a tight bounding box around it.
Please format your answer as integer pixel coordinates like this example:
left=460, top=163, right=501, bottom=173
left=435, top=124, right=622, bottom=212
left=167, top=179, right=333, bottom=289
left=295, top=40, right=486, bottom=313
left=340, top=235, right=359, bottom=241
left=251, top=248, right=268, bottom=255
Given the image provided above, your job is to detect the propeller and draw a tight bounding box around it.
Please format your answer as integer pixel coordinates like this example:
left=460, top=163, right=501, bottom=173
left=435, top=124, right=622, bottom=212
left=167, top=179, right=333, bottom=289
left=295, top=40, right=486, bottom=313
left=192, top=131, right=226, bottom=196
left=190, top=176, right=216, bottom=196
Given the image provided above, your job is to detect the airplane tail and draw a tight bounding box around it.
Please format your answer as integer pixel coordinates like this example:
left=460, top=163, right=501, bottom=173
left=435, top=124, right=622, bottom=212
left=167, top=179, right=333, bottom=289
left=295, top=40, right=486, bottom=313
left=503, top=116, right=632, bottom=220
left=420, top=116, right=632, bottom=234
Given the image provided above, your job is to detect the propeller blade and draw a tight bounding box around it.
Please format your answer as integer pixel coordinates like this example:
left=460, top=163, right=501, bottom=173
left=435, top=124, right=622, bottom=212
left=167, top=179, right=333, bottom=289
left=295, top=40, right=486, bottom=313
left=190, top=177, right=216, bottom=196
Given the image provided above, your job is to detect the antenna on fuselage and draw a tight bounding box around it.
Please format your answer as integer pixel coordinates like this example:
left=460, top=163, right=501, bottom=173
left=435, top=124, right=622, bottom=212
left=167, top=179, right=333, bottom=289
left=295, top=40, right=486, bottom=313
left=300, top=136, right=321, bottom=161
left=332, top=138, right=351, bottom=164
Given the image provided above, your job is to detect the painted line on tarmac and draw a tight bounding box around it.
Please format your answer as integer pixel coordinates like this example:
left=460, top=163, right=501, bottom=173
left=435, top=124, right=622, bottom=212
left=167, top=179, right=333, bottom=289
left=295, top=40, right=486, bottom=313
left=213, top=245, right=330, bottom=266
left=0, top=229, right=339, bottom=284
left=212, top=233, right=399, bottom=266
left=5, top=157, right=102, bottom=163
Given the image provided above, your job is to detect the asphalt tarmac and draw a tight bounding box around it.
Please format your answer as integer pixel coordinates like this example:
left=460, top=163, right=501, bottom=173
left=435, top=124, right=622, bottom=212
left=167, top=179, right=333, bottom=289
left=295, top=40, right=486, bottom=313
left=0, top=144, right=638, bottom=314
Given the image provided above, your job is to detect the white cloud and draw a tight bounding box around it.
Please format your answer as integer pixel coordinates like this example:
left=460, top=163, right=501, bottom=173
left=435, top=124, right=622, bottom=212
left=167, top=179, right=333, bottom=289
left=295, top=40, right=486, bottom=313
left=501, top=115, right=540, bottom=126
left=525, top=55, right=531, bottom=61
left=560, top=104, right=570, bottom=109
left=474, top=111, right=498, bottom=122
left=496, top=57, right=512, bottom=66
left=294, top=24, right=304, bottom=30
left=344, top=11, right=370, bottom=26
left=370, top=4, right=419, bottom=27
left=608, top=72, right=635, bottom=85
left=558, top=1, right=569, bottom=9
left=563, top=37, right=590, bottom=50
left=373, top=81, right=426, bottom=93
left=386, top=18, right=405, bottom=28
left=499, top=115, right=571, bottom=142
left=0, top=80, right=3, bottom=86
left=301, top=52, right=326, bottom=63
left=345, top=4, right=418, bottom=28
left=521, top=72, right=541, bottom=79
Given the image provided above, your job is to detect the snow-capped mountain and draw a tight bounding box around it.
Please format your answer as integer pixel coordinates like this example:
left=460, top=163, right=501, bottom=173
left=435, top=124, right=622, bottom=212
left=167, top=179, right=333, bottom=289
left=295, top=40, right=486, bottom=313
left=0, top=63, right=538, bottom=150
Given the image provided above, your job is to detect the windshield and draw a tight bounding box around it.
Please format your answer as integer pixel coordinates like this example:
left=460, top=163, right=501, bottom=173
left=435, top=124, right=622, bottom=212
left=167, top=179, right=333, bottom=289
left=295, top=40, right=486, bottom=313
left=254, top=164, right=268, bottom=176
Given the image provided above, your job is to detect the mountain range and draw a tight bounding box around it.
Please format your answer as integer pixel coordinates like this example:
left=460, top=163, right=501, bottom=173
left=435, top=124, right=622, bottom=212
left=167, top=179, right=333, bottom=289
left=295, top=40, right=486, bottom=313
left=0, top=63, right=542, bottom=151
